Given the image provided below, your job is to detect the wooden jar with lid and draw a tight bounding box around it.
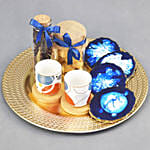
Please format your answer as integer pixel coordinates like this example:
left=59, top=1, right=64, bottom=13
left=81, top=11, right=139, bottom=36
left=52, top=20, right=87, bottom=74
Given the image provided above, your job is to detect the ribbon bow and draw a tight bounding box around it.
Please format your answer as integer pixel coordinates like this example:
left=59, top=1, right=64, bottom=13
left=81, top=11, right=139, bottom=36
left=30, top=18, right=60, bottom=48
left=54, top=33, right=86, bottom=64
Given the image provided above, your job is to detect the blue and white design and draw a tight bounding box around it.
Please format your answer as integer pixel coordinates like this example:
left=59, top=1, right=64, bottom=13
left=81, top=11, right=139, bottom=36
left=90, top=63, right=126, bottom=94
left=90, top=88, right=135, bottom=121
left=65, top=81, right=91, bottom=107
left=100, top=91, right=128, bottom=116
left=35, top=59, right=62, bottom=95
left=36, top=73, right=61, bottom=94
left=64, top=81, right=68, bottom=91
left=85, top=38, right=120, bottom=68
left=64, top=70, right=92, bottom=107
left=38, top=74, right=55, bottom=85
left=97, top=52, right=135, bottom=77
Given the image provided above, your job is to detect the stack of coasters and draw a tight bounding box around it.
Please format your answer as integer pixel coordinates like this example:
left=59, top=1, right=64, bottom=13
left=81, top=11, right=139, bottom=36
left=32, top=83, right=63, bottom=113
left=85, top=37, right=136, bottom=122
left=60, top=95, right=92, bottom=116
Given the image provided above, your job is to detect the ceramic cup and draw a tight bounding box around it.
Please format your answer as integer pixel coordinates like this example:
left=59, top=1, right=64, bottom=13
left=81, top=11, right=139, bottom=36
left=35, top=59, right=62, bottom=95
left=64, top=70, right=92, bottom=107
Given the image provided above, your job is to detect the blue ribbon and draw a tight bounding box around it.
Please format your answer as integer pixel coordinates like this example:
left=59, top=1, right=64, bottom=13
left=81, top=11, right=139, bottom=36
left=30, top=18, right=60, bottom=48
left=54, top=33, right=86, bottom=64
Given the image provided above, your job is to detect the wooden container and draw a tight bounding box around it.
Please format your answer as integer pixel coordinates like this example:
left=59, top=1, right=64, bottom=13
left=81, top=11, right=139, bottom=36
left=52, top=20, right=87, bottom=74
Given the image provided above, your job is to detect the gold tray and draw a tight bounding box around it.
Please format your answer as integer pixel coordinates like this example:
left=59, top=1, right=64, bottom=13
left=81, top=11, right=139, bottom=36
left=2, top=47, right=148, bottom=133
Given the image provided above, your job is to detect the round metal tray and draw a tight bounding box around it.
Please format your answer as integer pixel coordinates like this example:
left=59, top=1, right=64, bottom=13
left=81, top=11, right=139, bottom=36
left=2, top=47, right=148, bottom=133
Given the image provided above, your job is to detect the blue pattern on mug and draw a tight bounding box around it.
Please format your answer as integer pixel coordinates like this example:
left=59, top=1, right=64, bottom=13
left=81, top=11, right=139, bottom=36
left=56, top=74, right=61, bottom=80
left=38, top=74, right=55, bottom=85
left=64, top=81, right=68, bottom=91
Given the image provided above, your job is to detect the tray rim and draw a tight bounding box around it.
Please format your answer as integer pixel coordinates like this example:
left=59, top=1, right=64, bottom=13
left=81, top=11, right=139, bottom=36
left=1, top=47, right=149, bottom=134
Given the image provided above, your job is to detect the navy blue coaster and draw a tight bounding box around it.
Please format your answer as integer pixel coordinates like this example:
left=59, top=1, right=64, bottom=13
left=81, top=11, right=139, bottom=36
left=84, top=38, right=120, bottom=68
left=96, top=51, right=135, bottom=78
left=90, top=63, right=126, bottom=94
left=90, top=87, right=135, bottom=121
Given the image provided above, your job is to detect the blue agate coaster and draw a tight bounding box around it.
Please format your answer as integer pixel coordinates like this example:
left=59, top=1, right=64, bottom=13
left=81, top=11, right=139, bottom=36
left=90, top=87, right=135, bottom=121
left=96, top=51, right=135, bottom=78
left=84, top=38, right=120, bottom=68
left=90, top=63, right=126, bottom=94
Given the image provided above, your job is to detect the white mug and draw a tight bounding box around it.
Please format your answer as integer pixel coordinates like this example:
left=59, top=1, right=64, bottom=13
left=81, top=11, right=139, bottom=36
left=35, top=59, right=62, bottom=95
left=64, top=70, right=92, bottom=107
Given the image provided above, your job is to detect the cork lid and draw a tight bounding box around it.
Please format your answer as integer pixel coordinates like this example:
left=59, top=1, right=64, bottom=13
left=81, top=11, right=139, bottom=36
left=34, top=14, right=51, bottom=27
left=56, top=20, right=86, bottom=44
